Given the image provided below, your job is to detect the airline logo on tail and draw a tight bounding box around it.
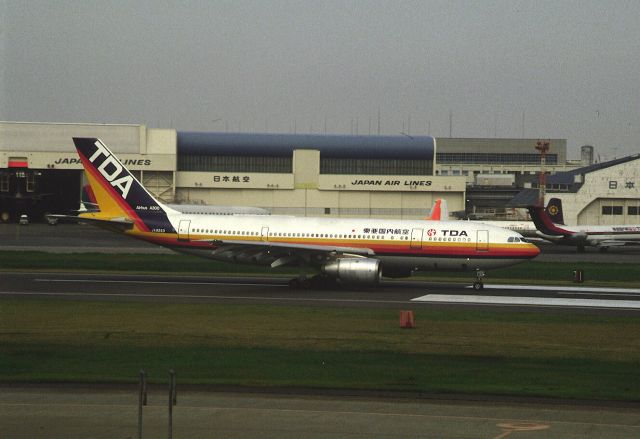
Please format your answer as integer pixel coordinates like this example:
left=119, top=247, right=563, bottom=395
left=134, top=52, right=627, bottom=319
left=87, top=140, right=134, bottom=199
left=546, top=198, right=565, bottom=225
left=73, top=137, right=176, bottom=234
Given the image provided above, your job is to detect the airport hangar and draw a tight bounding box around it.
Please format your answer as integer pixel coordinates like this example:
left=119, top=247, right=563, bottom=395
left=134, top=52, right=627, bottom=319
left=2, top=120, right=629, bottom=225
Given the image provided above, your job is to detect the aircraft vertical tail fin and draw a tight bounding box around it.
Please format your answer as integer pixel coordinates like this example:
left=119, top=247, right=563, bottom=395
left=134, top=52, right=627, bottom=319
left=527, top=204, right=570, bottom=237
left=425, top=199, right=448, bottom=220
left=546, top=198, right=565, bottom=225
left=73, top=138, right=177, bottom=233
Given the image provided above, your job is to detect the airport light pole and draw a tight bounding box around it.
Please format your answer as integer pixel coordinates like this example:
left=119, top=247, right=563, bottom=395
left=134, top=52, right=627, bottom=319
left=535, top=140, right=550, bottom=206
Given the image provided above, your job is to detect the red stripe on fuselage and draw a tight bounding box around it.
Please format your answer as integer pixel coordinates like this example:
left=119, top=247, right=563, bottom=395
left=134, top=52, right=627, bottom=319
left=133, top=233, right=538, bottom=259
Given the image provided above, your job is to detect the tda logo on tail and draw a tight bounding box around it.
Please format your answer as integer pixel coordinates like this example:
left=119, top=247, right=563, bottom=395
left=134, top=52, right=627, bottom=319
left=87, top=140, right=134, bottom=199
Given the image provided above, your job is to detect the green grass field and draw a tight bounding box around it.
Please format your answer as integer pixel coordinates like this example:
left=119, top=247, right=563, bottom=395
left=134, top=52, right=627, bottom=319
left=1, top=300, right=639, bottom=400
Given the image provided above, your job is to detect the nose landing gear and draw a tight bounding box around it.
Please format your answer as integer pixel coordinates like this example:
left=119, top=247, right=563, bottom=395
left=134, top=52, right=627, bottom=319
left=472, top=270, right=485, bottom=291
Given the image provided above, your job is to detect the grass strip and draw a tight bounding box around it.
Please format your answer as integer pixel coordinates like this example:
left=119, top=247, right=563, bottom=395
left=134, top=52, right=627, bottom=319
left=1, top=251, right=639, bottom=284
left=3, top=344, right=638, bottom=401
left=1, top=300, right=639, bottom=400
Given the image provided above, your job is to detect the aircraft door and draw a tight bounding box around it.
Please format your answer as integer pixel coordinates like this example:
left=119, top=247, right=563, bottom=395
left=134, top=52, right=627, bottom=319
left=410, top=228, right=423, bottom=249
left=261, top=226, right=269, bottom=241
left=476, top=230, right=489, bottom=251
left=178, top=220, right=191, bottom=241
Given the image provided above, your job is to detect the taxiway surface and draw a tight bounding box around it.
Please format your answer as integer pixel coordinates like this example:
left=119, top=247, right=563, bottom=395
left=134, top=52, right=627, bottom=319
left=2, top=271, right=639, bottom=314
left=2, top=386, right=639, bottom=439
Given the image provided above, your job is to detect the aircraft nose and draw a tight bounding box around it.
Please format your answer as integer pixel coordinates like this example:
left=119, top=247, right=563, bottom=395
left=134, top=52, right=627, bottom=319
left=528, top=242, right=541, bottom=257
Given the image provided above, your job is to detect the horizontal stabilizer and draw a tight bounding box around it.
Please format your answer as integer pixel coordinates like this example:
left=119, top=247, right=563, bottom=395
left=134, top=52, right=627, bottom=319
left=45, top=214, right=134, bottom=232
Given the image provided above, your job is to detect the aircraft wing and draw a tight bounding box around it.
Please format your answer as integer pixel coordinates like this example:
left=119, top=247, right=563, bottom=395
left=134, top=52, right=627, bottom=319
left=199, top=239, right=375, bottom=268
left=45, top=214, right=134, bottom=232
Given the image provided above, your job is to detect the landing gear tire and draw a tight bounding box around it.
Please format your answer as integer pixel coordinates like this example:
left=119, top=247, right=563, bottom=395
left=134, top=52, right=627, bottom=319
left=473, top=269, right=485, bottom=291
left=309, top=274, right=338, bottom=289
left=288, top=277, right=312, bottom=289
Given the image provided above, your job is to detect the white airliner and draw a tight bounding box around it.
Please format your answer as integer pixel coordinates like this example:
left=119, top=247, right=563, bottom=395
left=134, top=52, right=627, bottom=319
left=428, top=198, right=560, bottom=239
left=51, top=138, right=539, bottom=289
left=528, top=200, right=640, bottom=252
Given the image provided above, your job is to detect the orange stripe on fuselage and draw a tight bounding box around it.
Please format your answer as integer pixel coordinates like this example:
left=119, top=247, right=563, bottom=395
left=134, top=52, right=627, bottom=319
left=132, top=231, right=537, bottom=258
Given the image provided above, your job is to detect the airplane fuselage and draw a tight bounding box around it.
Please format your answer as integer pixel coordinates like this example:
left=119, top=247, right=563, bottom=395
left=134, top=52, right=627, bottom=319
left=537, top=224, right=640, bottom=247
left=116, top=212, right=538, bottom=275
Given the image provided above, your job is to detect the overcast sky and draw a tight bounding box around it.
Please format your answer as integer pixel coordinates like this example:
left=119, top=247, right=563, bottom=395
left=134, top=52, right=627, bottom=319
left=1, top=0, right=638, bottom=159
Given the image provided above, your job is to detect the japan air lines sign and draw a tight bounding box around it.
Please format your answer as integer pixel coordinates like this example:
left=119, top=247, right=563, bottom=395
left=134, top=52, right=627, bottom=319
left=318, top=175, right=466, bottom=192
left=36, top=154, right=174, bottom=170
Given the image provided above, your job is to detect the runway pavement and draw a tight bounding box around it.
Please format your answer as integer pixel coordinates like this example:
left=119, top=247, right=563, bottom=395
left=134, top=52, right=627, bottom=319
left=1, top=385, right=639, bottom=439
left=2, top=271, right=639, bottom=314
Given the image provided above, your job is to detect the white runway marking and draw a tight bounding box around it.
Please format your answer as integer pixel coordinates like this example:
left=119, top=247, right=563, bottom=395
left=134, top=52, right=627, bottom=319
left=472, top=284, right=640, bottom=294
left=412, top=294, right=640, bottom=309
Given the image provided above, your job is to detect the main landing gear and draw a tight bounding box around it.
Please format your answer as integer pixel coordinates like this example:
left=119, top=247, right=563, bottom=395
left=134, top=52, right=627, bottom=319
left=288, top=274, right=338, bottom=290
left=472, top=270, right=485, bottom=291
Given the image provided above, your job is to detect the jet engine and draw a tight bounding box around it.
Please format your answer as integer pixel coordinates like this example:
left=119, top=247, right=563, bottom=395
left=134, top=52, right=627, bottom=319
left=322, top=258, right=381, bottom=285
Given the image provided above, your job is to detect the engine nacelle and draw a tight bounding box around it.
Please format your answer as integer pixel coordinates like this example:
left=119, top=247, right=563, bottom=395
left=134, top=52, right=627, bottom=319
left=322, top=258, right=381, bottom=285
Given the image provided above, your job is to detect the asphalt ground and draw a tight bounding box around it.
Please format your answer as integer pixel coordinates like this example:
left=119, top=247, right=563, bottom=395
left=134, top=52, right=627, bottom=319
left=2, top=272, right=640, bottom=315
left=1, top=385, right=639, bottom=439
left=4, top=223, right=640, bottom=262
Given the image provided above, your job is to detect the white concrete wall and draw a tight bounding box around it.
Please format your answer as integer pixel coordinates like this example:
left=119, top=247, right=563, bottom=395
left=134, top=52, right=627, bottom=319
left=545, top=157, right=640, bottom=225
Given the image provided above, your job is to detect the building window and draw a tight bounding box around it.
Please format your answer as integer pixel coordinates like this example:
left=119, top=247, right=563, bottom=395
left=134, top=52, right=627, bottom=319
left=320, top=157, right=433, bottom=175
left=629, top=206, right=639, bottom=215
left=0, top=174, right=8, bottom=192
left=178, top=155, right=292, bottom=173
left=603, top=206, right=623, bottom=215
left=436, top=152, right=558, bottom=165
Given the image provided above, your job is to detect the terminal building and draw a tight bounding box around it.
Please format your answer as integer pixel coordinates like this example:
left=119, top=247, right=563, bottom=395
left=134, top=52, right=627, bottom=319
left=1, top=121, right=636, bottom=225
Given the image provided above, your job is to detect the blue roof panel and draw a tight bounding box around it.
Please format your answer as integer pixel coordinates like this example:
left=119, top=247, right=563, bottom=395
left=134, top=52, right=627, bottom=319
left=546, top=154, right=640, bottom=185
left=177, top=132, right=435, bottom=159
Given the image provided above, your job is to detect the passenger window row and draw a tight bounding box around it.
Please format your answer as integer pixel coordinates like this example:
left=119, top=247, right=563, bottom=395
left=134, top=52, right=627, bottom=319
left=189, top=228, right=412, bottom=240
